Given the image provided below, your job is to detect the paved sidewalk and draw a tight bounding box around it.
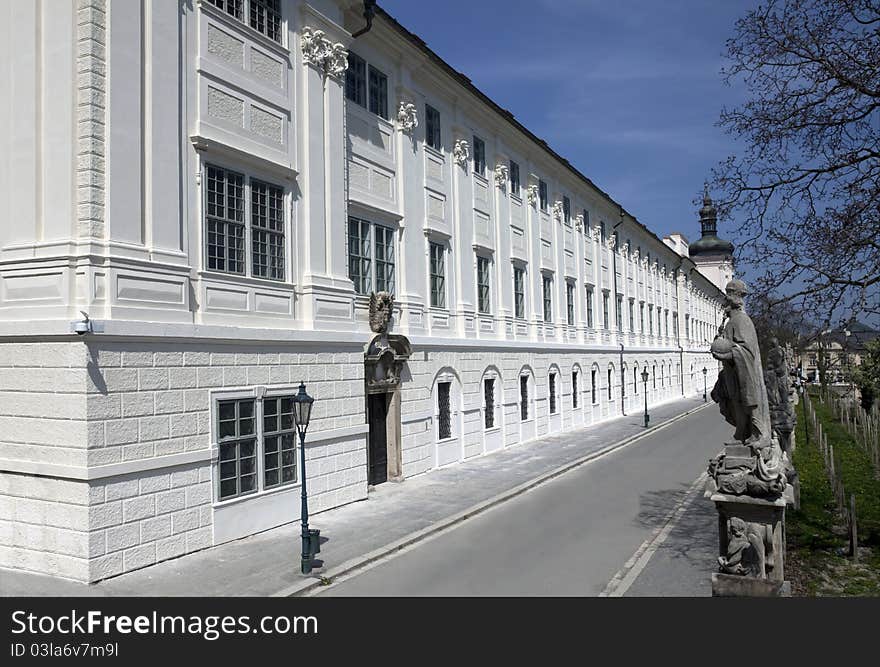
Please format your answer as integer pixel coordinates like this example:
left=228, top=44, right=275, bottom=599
left=1, top=395, right=710, bottom=597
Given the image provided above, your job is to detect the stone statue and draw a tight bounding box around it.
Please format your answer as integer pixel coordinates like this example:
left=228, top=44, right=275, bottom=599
left=709, top=279, right=772, bottom=446
left=765, top=337, right=795, bottom=454
left=717, top=516, right=775, bottom=579
left=707, top=280, right=787, bottom=498
left=369, top=291, right=394, bottom=334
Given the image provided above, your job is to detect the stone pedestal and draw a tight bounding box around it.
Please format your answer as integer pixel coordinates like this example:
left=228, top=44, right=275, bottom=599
left=706, top=484, right=794, bottom=596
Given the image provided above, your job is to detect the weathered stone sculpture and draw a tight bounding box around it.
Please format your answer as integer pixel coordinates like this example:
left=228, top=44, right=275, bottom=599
left=705, top=281, right=792, bottom=596
left=369, top=291, right=394, bottom=334
left=707, top=280, right=787, bottom=498
left=764, top=338, right=795, bottom=454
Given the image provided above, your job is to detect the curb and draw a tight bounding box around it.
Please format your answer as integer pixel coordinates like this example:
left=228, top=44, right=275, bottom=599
left=273, top=399, right=715, bottom=597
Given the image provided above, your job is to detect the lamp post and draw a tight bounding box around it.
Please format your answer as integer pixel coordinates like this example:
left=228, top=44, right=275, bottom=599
left=641, top=367, right=650, bottom=427
left=292, top=382, right=317, bottom=575
left=702, top=367, right=708, bottom=402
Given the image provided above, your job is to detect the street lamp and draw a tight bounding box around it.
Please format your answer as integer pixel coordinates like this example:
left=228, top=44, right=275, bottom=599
left=702, top=367, right=708, bottom=402
left=292, top=382, right=319, bottom=574
left=641, top=367, right=650, bottom=427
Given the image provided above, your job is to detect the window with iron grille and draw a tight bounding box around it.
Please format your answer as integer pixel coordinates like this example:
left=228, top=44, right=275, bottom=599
left=484, top=378, right=495, bottom=429
left=586, top=287, right=594, bottom=328
left=346, top=53, right=367, bottom=107
left=572, top=371, right=579, bottom=408
left=543, top=276, right=552, bottom=322
left=205, top=165, right=245, bottom=275
left=566, top=281, right=575, bottom=326
left=368, top=65, right=388, bottom=119
left=539, top=180, right=548, bottom=211
left=207, top=0, right=281, bottom=43
left=477, top=256, right=490, bottom=314
left=549, top=372, right=557, bottom=414
left=438, top=381, right=452, bottom=440
left=520, top=375, right=529, bottom=421
left=262, top=396, right=296, bottom=488
left=251, top=180, right=285, bottom=280
left=509, top=160, right=520, bottom=194
left=429, top=242, right=446, bottom=308
left=514, top=266, right=525, bottom=319
left=348, top=217, right=395, bottom=295
left=425, top=104, right=441, bottom=150
left=591, top=369, right=597, bottom=404
left=217, top=399, right=257, bottom=500
left=473, top=136, right=486, bottom=176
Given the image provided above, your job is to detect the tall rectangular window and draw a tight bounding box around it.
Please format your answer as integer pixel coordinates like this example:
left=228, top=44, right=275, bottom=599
left=473, top=136, right=486, bottom=176
left=477, top=256, right=491, bottom=314
left=520, top=375, right=529, bottom=421
left=542, top=276, right=553, bottom=322
left=437, top=382, right=451, bottom=440
left=549, top=373, right=557, bottom=414
left=562, top=196, right=571, bottom=224
left=603, top=292, right=610, bottom=329
left=262, top=396, right=295, bottom=489
left=249, top=0, right=281, bottom=42
left=217, top=399, right=257, bottom=500
left=539, top=180, right=548, bottom=211
left=673, top=313, right=679, bottom=338
left=251, top=180, right=285, bottom=280
left=509, top=160, right=520, bottom=194
left=205, top=165, right=245, bottom=275
left=208, top=0, right=242, bottom=20
left=425, top=104, right=441, bottom=150
left=429, top=242, right=446, bottom=308
left=348, top=218, right=371, bottom=294
left=640, top=303, right=645, bottom=332
left=591, top=370, right=597, bottom=404
left=566, top=281, right=575, bottom=326
left=607, top=368, right=613, bottom=400
left=586, top=287, right=594, bottom=328
left=600, top=220, right=606, bottom=244
left=629, top=300, right=635, bottom=331
left=484, top=378, right=495, bottom=429
left=513, top=266, right=525, bottom=319
left=368, top=65, right=388, bottom=119
left=649, top=305, right=654, bottom=335
left=374, top=225, right=395, bottom=293
left=572, top=371, right=579, bottom=408
left=616, top=295, right=623, bottom=330
left=345, top=52, right=367, bottom=107
left=582, top=209, right=590, bottom=234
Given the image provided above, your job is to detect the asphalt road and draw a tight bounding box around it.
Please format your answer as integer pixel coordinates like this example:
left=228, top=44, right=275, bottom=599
left=316, top=405, right=729, bottom=596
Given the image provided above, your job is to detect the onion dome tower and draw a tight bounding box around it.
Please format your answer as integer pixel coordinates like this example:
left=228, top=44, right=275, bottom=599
left=689, top=185, right=734, bottom=292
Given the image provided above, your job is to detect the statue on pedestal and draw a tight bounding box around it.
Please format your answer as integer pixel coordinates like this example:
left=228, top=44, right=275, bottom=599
left=707, top=280, right=786, bottom=498
left=764, top=337, right=795, bottom=454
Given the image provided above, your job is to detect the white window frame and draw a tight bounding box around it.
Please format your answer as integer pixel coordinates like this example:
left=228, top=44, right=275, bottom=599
left=348, top=216, right=397, bottom=296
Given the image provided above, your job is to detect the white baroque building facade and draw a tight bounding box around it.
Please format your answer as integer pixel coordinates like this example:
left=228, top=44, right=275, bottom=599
left=0, top=0, right=724, bottom=582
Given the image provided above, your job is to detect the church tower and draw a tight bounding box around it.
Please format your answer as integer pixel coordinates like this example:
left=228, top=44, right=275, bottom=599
left=688, top=185, right=734, bottom=292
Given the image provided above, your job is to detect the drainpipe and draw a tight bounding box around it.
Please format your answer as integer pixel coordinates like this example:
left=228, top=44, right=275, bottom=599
left=350, top=0, right=377, bottom=38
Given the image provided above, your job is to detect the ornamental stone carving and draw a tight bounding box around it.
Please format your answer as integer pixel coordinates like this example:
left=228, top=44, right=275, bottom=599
left=397, top=101, right=418, bottom=134
left=592, top=226, right=602, bottom=241
left=301, top=27, right=348, bottom=79
left=494, top=163, right=509, bottom=189
left=607, top=234, right=616, bottom=250
left=620, top=242, right=629, bottom=257
left=369, top=291, right=394, bottom=334
left=552, top=200, right=564, bottom=222
left=453, top=139, right=470, bottom=168
left=527, top=184, right=539, bottom=207
left=574, top=214, right=584, bottom=232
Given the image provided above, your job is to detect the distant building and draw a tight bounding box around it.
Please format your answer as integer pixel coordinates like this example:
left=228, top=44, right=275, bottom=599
left=0, top=0, right=724, bottom=583
left=796, top=322, right=879, bottom=383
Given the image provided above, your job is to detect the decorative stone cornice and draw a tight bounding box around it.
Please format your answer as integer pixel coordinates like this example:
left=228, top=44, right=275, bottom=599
left=301, top=26, right=348, bottom=79
left=494, top=163, right=508, bottom=189
left=552, top=200, right=564, bottom=222
left=453, top=139, right=470, bottom=168
left=396, top=101, right=418, bottom=134
left=527, top=184, right=539, bottom=207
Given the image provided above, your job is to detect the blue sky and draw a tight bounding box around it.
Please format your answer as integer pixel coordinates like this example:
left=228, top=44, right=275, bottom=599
left=380, top=0, right=754, bottom=244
